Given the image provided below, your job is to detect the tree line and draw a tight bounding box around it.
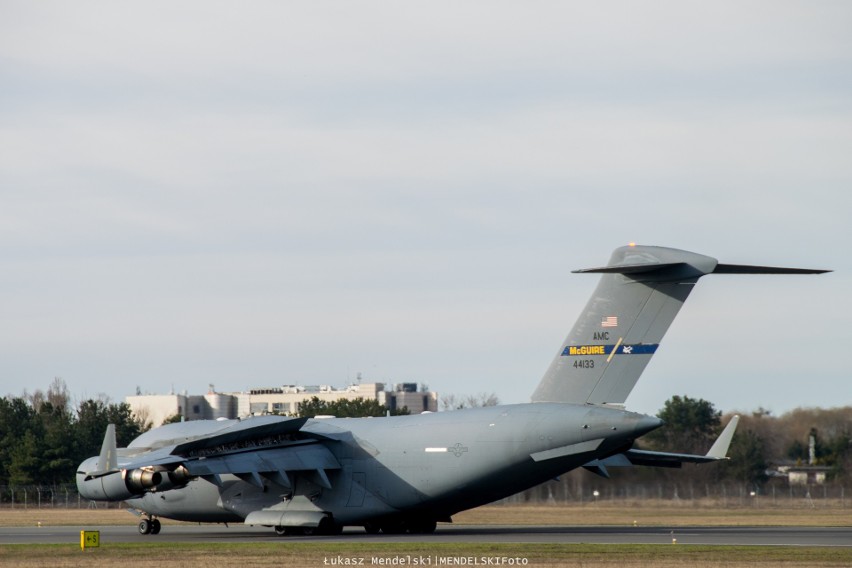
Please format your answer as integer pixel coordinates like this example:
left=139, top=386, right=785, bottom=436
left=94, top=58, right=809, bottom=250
left=295, top=396, right=410, bottom=418
left=619, top=395, right=852, bottom=489
left=0, top=379, right=148, bottom=486
left=2, top=380, right=850, bottom=488
left=0, top=382, right=411, bottom=487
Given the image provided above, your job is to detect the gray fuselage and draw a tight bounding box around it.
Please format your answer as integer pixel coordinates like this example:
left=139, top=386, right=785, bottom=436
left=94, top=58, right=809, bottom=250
left=125, top=403, right=660, bottom=525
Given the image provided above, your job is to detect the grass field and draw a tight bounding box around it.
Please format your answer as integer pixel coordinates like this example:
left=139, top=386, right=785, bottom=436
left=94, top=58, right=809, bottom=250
left=2, top=500, right=850, bottom=528
left=455, top=500, right=852, bottom=527
left=2, top=504, right=850, bottom=567
left=2, top=542, right=852, bottom=568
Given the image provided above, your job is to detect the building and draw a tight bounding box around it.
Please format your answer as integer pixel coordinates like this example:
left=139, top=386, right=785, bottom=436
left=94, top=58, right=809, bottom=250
left=765, top=434, right=832, bottom=486
left=771, top=464, right=831, bottom=485
left=125, top=389, right=235, bottom=427
left=127, top=382, right=438, bottom=426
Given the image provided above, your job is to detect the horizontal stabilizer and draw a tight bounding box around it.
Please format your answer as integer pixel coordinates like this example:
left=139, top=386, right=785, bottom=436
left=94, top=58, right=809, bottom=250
left=713, top=264, right=830, bottom=275
left=572, top=261, right=687, bottom=275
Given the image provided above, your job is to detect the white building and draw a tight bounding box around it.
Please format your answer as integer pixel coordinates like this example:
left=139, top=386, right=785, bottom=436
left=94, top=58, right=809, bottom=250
left=125, top=388, right=237, bottom=427
left=127, top=382, right=438, bottom=426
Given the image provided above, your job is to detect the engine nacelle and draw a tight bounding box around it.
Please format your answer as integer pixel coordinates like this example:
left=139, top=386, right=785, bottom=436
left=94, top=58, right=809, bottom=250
left=139, top=465, right=192, bottom=493
left=162, top=465, right=192, bottom=490
left=77, top=469, right=143, bottom=501
left=76, top=464, right=192, bottom=502
left=126, top=468, right=162, bottom=493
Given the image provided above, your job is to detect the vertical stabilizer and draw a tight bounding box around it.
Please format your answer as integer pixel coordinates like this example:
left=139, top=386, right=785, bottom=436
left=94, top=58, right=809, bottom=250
left=531, top=245, right=828, bottom=405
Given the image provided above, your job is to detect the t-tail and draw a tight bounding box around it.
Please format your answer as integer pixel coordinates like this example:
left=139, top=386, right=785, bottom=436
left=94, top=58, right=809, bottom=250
left=531, top=244, right=829, bottom=405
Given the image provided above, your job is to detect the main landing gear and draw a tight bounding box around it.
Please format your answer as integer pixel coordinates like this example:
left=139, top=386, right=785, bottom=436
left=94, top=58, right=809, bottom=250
left=273, top=516, right=343, bottom=536
left=138, top=517, right=161, bottom=535
left=363, top=519, right=437, bottom=534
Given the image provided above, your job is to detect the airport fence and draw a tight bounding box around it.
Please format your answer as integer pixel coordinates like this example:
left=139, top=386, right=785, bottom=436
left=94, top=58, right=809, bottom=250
left=1, top=481, right=849, bottom=510
left=0, top=484, right=126, bottom=509
left=503, top=478, right=850, bottom=509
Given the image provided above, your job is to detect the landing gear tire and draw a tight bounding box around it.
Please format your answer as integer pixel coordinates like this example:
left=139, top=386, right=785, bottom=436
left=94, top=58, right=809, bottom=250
left=319, top=518, right=343, bottom=535
left=380, top=522, right=407, bottom=534
left=138, top=517, right=161, bottom=535
left=273, top=517, right=342, bottom=536
left=279, top=526, right=314, bottom=536
left=408, top=520, right=437, bottom=534
left=364, top=522, right=381, bottom=535
left=316, top=516, right=342, bottom=536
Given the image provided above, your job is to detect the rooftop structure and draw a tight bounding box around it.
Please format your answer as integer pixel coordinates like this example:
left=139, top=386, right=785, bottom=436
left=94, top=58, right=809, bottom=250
left=127, top=382, right=438, bottom=427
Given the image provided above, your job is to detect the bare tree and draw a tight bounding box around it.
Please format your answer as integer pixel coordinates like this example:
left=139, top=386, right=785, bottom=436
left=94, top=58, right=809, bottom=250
left=46, top=377, right=70, bottom=411
left=469, top=392, right=500, bottom=408
left=440, top=392, right=500, bottom=411
left=24, top=388, right=45, bottom=410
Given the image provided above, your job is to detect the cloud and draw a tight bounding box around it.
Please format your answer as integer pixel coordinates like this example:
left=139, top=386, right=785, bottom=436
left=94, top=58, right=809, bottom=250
left=1, top=1, right=850, bottom=410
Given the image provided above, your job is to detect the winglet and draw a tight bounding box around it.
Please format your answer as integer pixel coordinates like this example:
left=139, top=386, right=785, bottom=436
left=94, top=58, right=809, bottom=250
left=603, top=414, right=742, bottom=469
left=97, top=424, right=118, bottom=472
left=706, top=415, right=739, bottom=459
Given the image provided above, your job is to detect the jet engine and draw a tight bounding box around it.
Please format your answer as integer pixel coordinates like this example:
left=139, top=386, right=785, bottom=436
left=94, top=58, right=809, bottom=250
left=77, top=463, right=191, bottom=501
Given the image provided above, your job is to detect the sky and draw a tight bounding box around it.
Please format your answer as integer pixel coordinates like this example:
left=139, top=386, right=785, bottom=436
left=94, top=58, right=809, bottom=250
left=1, top=1, right=850, bottom=418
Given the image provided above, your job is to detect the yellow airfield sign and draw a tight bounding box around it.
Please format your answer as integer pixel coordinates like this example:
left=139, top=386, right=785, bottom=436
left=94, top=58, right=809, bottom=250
left=80, top=530, right=100, bottom=550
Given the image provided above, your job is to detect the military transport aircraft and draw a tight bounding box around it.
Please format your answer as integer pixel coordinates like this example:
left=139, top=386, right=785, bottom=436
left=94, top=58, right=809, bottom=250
left=76, top=245, right=828, bottom=536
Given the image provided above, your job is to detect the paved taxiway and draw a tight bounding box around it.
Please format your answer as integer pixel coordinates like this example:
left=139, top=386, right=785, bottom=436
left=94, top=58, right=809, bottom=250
left=3, top=524, right=851, bottom=547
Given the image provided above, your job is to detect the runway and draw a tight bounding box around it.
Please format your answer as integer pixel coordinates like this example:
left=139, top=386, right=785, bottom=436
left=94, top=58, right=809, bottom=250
left=3, top=524, right=852, bottom=547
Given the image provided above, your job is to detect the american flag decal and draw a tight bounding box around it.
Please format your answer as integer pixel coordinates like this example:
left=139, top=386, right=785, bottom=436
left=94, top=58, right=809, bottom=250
left=601, top=316, right=618, bottom=328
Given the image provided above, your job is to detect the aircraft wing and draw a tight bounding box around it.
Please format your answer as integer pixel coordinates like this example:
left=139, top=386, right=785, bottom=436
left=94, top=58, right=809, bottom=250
left=616, top=448, right=728, bottom=468
left=583, top=415, right=739, bottom=477
left=104, top=415, right=342, bottom=491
